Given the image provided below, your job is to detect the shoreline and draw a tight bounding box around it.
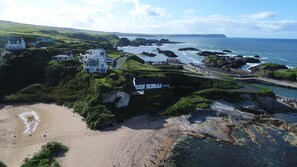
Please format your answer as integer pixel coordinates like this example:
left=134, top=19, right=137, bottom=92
left=0, top=103, right=181, bottom=167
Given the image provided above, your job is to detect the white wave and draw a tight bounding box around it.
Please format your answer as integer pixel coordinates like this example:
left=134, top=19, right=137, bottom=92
left=241, top=63, right=261, bottom=71
left=19, top=111, right=40, bottom=134
left=278, top=57, right=289, bottom=62
left=187, top=57, right=202, bottom=64
left=260, top=57, right=268, bottom=60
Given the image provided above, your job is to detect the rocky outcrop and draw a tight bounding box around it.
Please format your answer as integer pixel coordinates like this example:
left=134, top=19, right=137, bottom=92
left=118, top=38, right=179, bottom=47
left=198, top=51, right=225, bottom=56
left=203, top=55, right=261, bottom=69
left=131, top=38, right=159, bottom=46
left=223, top=50, right=233, bottom=53
left=254, top=55, right=260, bottom=58
left=102, top=91, right=130, bottom=108
left=155, top=48, right=178, bottom=58
left=250, top=63, right=288, bottom=73
left=117, top=38, right=131, bottom=47
left=178, top=47, right=200, bottom=51
left=249, top=63, right=297, bottom=81
left=141, top=52, right=157, bottom=57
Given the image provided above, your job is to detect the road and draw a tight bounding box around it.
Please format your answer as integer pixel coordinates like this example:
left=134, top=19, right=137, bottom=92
left=115, top=56, right=127, bottom=70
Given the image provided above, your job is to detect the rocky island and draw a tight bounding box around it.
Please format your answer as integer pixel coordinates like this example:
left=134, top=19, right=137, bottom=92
left=155, top=48, right=178, bottom=57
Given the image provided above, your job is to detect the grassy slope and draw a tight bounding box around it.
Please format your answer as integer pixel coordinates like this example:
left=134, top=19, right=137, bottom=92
left=253, top=63, right=297, bottom=81
left=0, top=20, right=119, bottom=48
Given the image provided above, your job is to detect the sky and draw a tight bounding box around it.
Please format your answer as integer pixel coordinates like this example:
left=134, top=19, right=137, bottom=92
left=0, top=0, right=297, bottom=38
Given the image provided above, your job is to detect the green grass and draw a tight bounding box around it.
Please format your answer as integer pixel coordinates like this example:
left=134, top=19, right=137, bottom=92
left=108, top=52, right=122, bottom=59
left=164, top=95, right=211, bottom=116
left=273, top=68, right=297, bottom=81
left=21, top=142, right=68, bottom=167
left=0, top=20, right=119, bottom=50
left=122, top=55, right=161, bottom=71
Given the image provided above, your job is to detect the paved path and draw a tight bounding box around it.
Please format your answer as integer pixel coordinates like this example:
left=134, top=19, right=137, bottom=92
left=184, top=65, right=297, bottom=89
left=115, top=56, right=127, bottom=70
left=234, top=77, right=297, bottom=89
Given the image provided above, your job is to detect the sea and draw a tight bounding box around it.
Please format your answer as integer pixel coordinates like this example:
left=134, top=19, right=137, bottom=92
left=119, top=37, right=297, bottom=167
left=119, top=37, right=297, bottom=69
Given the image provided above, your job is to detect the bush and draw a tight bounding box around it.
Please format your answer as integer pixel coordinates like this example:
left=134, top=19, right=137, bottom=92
left=165, top=95, right=211, bottom=116
left=21, top=142, right=68, bottom=167
left=259, top=88, right=275, bottom=97
left=84, top=105, right=115, bottom=129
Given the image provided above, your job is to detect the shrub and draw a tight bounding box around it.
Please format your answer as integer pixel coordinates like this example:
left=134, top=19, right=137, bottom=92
left=84, top=105, right=115, bottom=129
left=165, top=95, right=211, bottom=116
left=0, top=161, right=6, bottom=167
left=21, top=142, right=68, bottom=167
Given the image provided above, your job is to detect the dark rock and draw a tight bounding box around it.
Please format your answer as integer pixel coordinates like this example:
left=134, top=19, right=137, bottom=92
left=223, top=49, right=233, bottom=53
left=155, top=48, right=178, bottom=58
left=203, top=55, right=261, bottom=69
left=117, top=38, right=131, bottom=47
left=198, top=51, right=225, bottom=56
left=141, top=52, right=157, bottom=57
left=250, top=63, right=288, bottom=73
left=236, top=55, right=243, bottom=58
left=127, top=38, right=178, bottom=47
left=178, top=47, right=200, bottom=51
left=131, top=38, right=158, bottom=46
left=244, top=57, right=261, bottom=63
left=254, top=55, right=260, bottom=58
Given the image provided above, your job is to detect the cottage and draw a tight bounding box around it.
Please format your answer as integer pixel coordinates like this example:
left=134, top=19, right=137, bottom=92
left=133, top=77, right=171, bottom=90
left=6, top=37, right=26, bottom=50
left=36, top=37, right=54, bottom=43
left=54, top=54, right=73, bottom=62
left=80, top=49, right=108, bottom=73
left=54, top=51, right=74, bottom=62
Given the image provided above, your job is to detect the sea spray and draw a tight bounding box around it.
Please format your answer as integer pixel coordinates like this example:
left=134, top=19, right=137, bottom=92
left=19, top=111, right=40, bottom=134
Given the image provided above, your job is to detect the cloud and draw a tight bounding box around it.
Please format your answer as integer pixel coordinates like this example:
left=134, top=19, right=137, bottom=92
left=182, top=9, right=195, bottom=16
left=0, top=1, right=297, bottom=38
left=248, top=11, right=276, bottom=20
left=129, top=0, right=168, bottom=18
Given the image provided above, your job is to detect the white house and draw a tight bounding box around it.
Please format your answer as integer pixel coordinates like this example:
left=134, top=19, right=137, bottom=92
left=6, top=37, right=26, bottom=50
left=80, top=49, right=108, bottom=73
left=54, top=54, right=73, bottom=62
left=133, top=77, right=171, bottom=90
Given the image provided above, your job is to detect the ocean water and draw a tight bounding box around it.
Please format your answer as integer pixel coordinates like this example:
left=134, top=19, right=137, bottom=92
left=119, top=37, right=297, bottom=69
left=251, top=83, right=297, bottom=99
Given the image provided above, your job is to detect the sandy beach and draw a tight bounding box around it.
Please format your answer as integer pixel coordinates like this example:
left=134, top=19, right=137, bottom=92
left=0, top=103, right=180, bottom=167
